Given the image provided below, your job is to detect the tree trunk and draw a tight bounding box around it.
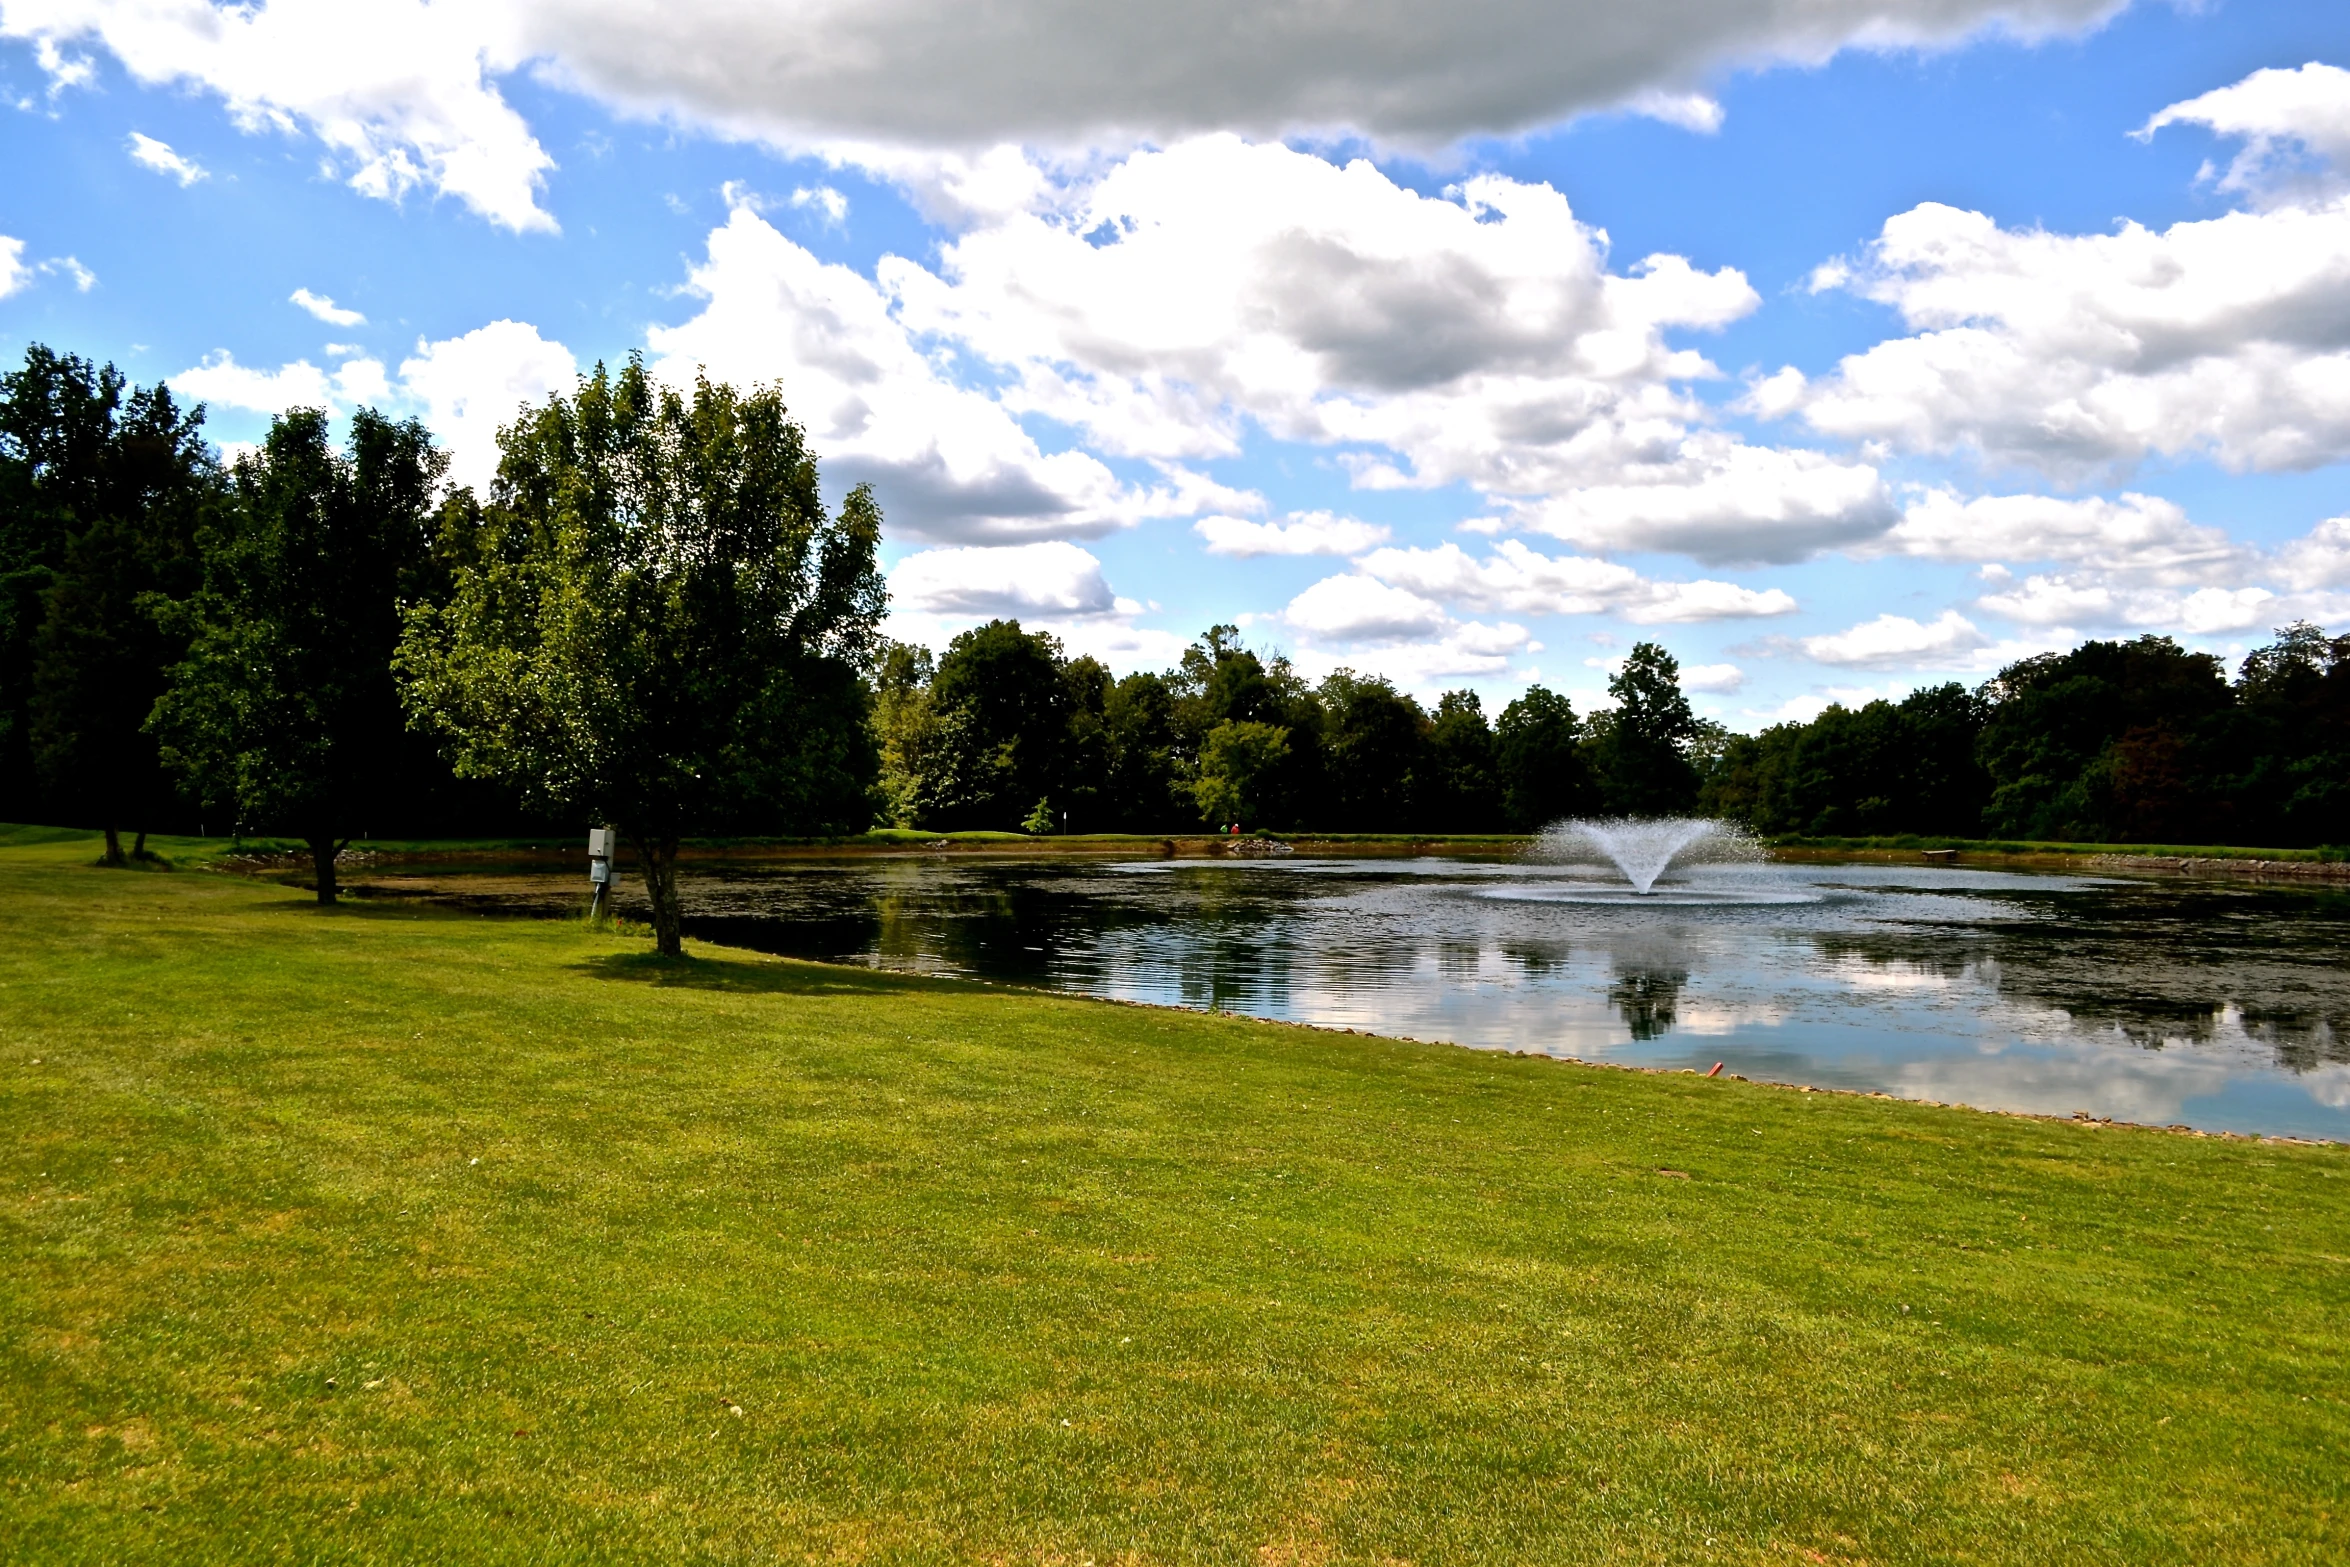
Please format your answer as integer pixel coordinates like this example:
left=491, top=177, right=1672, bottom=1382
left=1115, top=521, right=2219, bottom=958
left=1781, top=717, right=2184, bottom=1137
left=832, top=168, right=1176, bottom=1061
left=309, top=835, right=340, bottom=905
left=132, top=829, right=148, bottom=860
left=101, top=825, right=125, bottom=867
left=636, top=833, right=684, bottom=957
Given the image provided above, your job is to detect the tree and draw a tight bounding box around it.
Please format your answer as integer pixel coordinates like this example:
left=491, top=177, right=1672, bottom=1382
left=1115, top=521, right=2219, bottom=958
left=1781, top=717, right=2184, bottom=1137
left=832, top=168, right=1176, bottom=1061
left=1319, top=670, right=1424, bottom=830
left=152, top=407, right=443, bottom=902
left=1101, top=670, right=1185, bottom=829
left=1192, top=719, right=1290, bottom=828
left=1495, top=684, right=1592, bottom=830
left=399, top=359, right=887, bottom=955
left=918, top=619, right=1070, bottom=830
left=870, top=640, right=936, bottom=828
left=1978, top=636, right=2233, bottom=841
left=1424, top=690, right=1502, bottom=831
left=1, top=347, right=130, bottom=829
left=28, top=379, right=216, bottom=863
left=1588, top=642, right=1699, bottom=816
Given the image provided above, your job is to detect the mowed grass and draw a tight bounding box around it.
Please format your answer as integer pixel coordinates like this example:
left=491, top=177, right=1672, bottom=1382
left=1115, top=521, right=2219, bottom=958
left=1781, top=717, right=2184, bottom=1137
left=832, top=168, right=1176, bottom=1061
left=0, top=836, right=2345, bottom=1565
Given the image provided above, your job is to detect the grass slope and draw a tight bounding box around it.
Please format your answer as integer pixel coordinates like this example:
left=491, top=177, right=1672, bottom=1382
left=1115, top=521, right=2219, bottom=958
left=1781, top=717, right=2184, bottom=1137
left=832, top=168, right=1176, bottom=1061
left=1, top=837, right=2344, bottom=1565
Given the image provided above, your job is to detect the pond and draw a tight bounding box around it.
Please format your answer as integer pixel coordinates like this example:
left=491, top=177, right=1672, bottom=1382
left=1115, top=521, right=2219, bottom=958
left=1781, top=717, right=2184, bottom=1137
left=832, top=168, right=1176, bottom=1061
left=359, top=850, right=2350, bottom=1141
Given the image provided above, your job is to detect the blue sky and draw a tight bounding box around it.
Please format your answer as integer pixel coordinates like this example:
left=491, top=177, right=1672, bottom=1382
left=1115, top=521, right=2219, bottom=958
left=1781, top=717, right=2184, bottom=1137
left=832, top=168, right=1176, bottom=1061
left=4, top=0, right=2348, bottom=724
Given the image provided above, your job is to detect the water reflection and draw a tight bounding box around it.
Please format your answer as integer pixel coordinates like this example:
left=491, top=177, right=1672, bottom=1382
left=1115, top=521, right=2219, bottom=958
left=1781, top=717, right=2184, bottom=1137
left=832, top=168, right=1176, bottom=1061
left=357, top=853, right=2350, bottom=1139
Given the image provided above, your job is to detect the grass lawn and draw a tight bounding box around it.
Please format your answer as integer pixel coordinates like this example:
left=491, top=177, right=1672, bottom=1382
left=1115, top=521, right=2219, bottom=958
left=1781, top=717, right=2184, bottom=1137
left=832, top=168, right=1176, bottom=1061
left=1, top=833, right=2344, bottom=1564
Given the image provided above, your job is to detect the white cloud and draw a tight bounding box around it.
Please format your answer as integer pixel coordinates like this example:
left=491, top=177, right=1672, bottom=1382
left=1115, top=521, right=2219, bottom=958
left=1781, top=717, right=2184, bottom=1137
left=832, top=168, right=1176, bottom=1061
left=2277, top=515, right=2350, bottom=590
left=6, top=0, right=557, bottom=232
left=38, top=255, right=95, bottom=291
left=2138, top=61, right=2350, bottom=205
left=290, top=287, right=365, bottom=326
left=1275, top=571, right=1534, bottom=684
left=883, top=137, right=1889, bottom=562
left=1885, top=488, right=2247, bottom=584
left=1194, top=511, right=1389, bottom=557
left=1682, top=661, right=1745, bottom=693
left=395, top=319, right=578, bottom=490
left=890, top=541, right=1118, bottom=618
left=127, top=131, right=206, bottom=184
left=172, top=320, right=574, bottom=489
left=174, top=350, right=394, bottom=416
left=0, top=235, right=26, bottom=298
left=1792, top=188, right=2350, bottom=477
left=1801, top=609, right=1987, bottom=669
left=644, top=204, right=1241, bottom=543
left=489, top=0, right=2116, bottom=150
left=7, top=0, right=2123, bottom=246
left=1976, top=574, right=2276, bottom=635
left=1352, top=539, right=1797, bottom=622
left=790, top=184, right=848, bottom=226
left=884, top=541, right=1188, bottom=670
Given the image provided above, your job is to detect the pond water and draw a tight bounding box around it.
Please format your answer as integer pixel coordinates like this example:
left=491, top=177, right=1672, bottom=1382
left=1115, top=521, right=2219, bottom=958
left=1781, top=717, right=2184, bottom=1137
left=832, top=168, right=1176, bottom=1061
left=367, top=851, right=2350, bottom=1141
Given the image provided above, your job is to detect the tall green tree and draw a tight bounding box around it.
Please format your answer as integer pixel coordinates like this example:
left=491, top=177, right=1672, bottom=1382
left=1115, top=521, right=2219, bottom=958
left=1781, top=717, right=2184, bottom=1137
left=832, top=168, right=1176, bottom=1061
left=1192, top=719, right=1290, bottom=828
left=1424, top=689, right=1502, bottom=832
left=1, top=347, right=132, bottom=827
left=1587, top=642, right=1699, bottom=816
left=28, top=379, right=216, bottom=863
left=152, top=407, right=443, bottom=901
left=399, top=360, right=886, bottom=955
left=1318, top=670, right=1425, bottom=830
left=1494, top=684, right=1592, bottom=830
left=917, top=619, right=1071, bottom=830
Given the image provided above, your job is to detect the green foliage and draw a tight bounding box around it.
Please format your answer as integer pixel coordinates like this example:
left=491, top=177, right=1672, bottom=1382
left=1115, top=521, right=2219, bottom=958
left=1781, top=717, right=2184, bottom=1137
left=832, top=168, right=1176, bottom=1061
left=1588, top=642, right=1700, bottom=816
left=396, top=357, right=887, bottom=953
left=1191, top=718, right=1290, bottom=827
left=1493, top=684, right=1591, bottom=830
left=1022, top=795, right=1058, bottom=835
left=150, top=406, right=444, bottom=900
left=0, top=349, right=218, bottom=859
left=916, top=619, right=1071, bottom=830
left=1702, top=683, right=1990, bottom=838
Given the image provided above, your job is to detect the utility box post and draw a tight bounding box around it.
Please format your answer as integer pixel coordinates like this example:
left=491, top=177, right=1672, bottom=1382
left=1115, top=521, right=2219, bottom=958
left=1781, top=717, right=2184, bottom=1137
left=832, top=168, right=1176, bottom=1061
left=587, top=825, right=619, bottom=924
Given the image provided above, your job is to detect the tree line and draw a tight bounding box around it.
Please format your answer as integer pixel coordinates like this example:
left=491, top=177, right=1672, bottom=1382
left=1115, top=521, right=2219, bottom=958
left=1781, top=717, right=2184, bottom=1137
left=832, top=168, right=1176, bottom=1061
left=5, top=342, right=2347, bottom=946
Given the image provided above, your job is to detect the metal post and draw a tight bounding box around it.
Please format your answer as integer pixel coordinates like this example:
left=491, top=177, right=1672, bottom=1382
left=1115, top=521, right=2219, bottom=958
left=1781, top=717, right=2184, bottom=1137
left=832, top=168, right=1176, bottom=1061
left=588, top=824, right=618, bottom=924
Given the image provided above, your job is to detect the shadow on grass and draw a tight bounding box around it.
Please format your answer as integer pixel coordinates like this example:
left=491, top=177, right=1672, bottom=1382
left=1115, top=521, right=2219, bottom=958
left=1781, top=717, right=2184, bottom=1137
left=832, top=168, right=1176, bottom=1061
left=573, top=948, right=980, bottom=999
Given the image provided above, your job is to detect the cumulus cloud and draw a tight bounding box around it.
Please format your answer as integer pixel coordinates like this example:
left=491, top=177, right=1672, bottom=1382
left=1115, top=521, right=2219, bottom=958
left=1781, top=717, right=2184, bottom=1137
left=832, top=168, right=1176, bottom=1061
left=890, top=541, right=1120, bottom=619
left=5, top=0, right=2124, bottom=239
left=883, top=137, right=1890, bottom=561
left=171, top=319, right=575, bottom=489
left=1354, top=539, right=1797, bottom=623
left=476, top=0, right=2121, bottom=151
left=6, top=0, right=556, bottom=232
left=644, top=203, right=1244, bottom=543
left=0, top=235, right=26, bottom=298
left=127, top=130, right=205, bottom=184
left=1789, top=187, right=2350, bottom=477
left=174, top=350, right=394, bottom=417
left=884, top=541, right=1187, bottom=669
left=1884, top=488, right=2248, bottom=583
left=1194, top=511, right=1389, bottom=557
left=1682, top=661, right=1745, bottom=693
left=2277, top=516, right=2350, bottom=590
left=1277, top=571, right=1533, bottom=684
left=1975, top=575, right=2276, bottom=635
left=290, top=287, right=364, bottom=326
left=396, top=319, right=578, bottom=489
left=2139, top=61, right=2350, bottom=205
left=1801, top=609, right=1988, bottom=669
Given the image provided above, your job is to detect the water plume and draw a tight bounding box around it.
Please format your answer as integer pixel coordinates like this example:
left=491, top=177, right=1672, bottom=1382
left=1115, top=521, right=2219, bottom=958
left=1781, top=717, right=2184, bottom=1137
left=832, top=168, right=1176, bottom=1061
left=1531, top=817, right=1762, bottom=893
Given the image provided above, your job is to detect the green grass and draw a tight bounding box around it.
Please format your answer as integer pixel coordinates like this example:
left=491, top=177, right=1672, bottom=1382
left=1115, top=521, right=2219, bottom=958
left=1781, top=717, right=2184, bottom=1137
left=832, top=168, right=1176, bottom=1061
left=1, top=836, right=2345, bottom=1564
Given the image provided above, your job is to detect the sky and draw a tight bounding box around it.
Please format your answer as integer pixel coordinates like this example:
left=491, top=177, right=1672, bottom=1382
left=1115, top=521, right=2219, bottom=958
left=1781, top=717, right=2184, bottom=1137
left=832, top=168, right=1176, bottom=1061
left=3, top=0, right=2348, bottom=727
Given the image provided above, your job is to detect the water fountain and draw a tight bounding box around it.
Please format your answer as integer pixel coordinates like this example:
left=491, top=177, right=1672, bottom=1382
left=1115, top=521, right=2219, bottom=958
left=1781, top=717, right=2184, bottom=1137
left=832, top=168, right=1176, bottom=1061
left=1532, top=817, right=1761, bottom=894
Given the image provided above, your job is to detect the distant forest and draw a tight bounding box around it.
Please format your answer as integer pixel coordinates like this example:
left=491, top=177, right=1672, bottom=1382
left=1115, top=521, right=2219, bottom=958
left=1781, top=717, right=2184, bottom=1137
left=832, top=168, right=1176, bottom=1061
left=6, top=343, right=2348, bottom=853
